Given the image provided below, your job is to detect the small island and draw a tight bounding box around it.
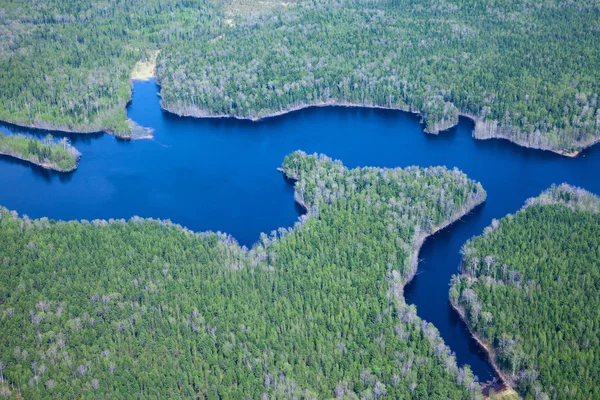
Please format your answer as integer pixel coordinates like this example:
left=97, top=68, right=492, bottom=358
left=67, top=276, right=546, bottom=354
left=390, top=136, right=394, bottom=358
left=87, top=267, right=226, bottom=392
left=0, top=133, right=81, bottom=172
left=450, top=184, right=600, bottom=399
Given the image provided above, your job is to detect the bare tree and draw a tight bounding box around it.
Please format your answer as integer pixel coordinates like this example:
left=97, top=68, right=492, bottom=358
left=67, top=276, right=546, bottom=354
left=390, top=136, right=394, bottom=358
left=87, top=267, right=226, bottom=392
left=469, top=256, right=479, bottom=276
left=484, top=255, right=496, bottom=275
left=373, top=381, right=387, bottom=399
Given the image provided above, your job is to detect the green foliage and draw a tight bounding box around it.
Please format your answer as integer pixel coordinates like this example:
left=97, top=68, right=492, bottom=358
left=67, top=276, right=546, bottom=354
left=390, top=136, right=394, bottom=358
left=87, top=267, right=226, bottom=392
left=0, top=152, right=485, bottom=398
left=451, top=185, right=600, bottom=399
left=0, top=133, right=80, bottom=171
left=0, top=0, right=223, bottom=134
left=2, top=0, right=599, bottom=150
left=158, top=0, right=600, bottom=150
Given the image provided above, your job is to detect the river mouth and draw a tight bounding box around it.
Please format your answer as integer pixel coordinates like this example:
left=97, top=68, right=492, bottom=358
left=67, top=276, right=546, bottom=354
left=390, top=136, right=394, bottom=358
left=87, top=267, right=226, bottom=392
left=1, top=79, right=599, bottom=383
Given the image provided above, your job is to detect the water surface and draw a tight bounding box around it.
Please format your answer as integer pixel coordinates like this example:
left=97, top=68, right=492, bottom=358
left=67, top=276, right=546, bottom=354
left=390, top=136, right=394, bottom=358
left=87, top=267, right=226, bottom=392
left=2, top=79, right=599, bottom=383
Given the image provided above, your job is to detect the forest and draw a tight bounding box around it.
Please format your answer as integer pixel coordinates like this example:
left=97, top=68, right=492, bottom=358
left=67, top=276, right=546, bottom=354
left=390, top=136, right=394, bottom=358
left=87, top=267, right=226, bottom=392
left=0, top=0, right=599, bottom=153
left=0, top=152, right=485, bottom=398
left=0, top=0, right=223, bottom=136
left=450, top=184, right=600, bottom=399
left=155, top=0, right=600, bottom=153
left=0, top=133, right=80, bottom=172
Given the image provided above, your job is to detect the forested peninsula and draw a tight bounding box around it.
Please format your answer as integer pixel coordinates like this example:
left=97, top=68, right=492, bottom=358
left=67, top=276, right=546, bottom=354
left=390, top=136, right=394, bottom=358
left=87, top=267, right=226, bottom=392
left=0, top=152, right=485, bottom=398
left=0, top=133, right=80, bottom=172
left=1, top=0, right=599, bottom=155
left=450, top=184, right=600, bottom=399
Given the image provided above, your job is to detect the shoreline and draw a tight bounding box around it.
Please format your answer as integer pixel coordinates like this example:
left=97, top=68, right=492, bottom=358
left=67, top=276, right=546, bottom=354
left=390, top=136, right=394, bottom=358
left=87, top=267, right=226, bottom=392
left=0, top=150, right=78, bottom=172
left=280, top=164, right=486, bottom=289
left=471, top=125, right=599, bottom=158
left=162, top=100, right=416, bottom=122
left=403, top=195, right=486, bottom=290
left=163, top=101, right=599, bottom=157
left=0, top=117, right=108, bottom=135
left=281, top=160, right=490, bottom=395
left=450, top=297, right=519, bottom=398
left=2, top=91, right=598, bottom=157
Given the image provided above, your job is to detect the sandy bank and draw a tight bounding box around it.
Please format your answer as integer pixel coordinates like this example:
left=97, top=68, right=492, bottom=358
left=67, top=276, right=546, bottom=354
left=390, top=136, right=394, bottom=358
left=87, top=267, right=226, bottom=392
left=131, top=50, right=160, bottom=81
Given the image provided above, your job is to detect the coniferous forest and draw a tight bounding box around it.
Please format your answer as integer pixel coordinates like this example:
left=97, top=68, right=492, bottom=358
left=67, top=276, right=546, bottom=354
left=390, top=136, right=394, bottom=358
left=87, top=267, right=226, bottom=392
left=0, top=0, right=222, bottom=136
left=2, top=0, right=600, bottom=398
left=1, top=0, right=599, bottom=153
left=450, top=184, right=600, bottom=399
left=0, top=152, right=486, bottom=398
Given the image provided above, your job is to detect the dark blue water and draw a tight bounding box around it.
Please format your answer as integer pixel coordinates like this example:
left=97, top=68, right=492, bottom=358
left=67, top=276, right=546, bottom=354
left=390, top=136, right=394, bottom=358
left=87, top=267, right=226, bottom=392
left=1, top=79, right=599, bottom=383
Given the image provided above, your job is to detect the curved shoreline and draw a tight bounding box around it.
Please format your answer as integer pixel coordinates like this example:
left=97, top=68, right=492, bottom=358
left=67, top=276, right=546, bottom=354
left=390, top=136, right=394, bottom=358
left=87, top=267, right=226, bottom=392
left=161, top=100, right=599, bottom=158
left=450, top=299, right=513, bottom=386
left=162, top=99, right=456, bottom=135
left=470, top=117, right=600, bottom=158
left=280, top=159, right=487, bottom=291
left=1, top=90, right=597, bottom=158
left=403, top=196, right=486, bottom=291
left=162, top=100, right=415, bottom=123
left=450, top=299, right=520, bottom=398
left=0, top=150, right=78, bottom=172
left=281, top=159, right=490, bottom=393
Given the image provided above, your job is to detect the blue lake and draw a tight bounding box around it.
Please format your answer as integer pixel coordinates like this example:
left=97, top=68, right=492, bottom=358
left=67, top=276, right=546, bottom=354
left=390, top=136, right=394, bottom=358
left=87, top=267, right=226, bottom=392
left=1, top=79, right=599, bottom=383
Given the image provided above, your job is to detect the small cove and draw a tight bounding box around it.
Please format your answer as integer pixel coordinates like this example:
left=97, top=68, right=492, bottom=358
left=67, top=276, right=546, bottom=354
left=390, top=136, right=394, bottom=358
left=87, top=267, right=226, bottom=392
left=1, top=79, right=599, bottom=383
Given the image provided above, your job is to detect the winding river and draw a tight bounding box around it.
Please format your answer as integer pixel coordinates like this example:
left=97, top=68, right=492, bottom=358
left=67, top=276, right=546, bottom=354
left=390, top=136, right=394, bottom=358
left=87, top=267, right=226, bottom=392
left=2, top=79, right=600, bottom=384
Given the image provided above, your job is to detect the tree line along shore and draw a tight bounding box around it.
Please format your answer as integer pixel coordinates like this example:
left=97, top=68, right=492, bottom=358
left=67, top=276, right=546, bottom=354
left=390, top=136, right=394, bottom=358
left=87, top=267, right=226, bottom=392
left=0, top=0, right=598, bottom=156
left=450, top=184, right=600, bottom=399
left=0, top=152, right=486, bottom=398
left=0, top=153, right=597, bottom=398
left=0, top=133, right=80, bottom=172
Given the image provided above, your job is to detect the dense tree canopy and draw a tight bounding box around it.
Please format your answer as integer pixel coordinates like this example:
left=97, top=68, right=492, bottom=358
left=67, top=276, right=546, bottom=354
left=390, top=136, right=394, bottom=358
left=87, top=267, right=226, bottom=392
left=0, top=0, right=223, bottom=135
left=0, top=133, right=80, bottom=172
left=0, top=152, right=485, bottom=398
left=1, top=0, right=599, bottom=152
left=450, top=184, right=600, bottom=399
left=158, top=0, right=600, bottom=153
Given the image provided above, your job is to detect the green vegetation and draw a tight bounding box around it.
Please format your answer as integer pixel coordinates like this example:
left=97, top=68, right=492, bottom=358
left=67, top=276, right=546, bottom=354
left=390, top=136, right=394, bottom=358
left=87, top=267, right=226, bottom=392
left=0, top=133, right=80, bottom=172
left=224, top=0, right=297, bottom=19
left=1, top=0, right=599, bottom=152
left=0, top=0, right=223, bottom=136
left=126, top=119, right=154, bottom=140
left=0, top=152, right=485, bottom=398
left=450, top=184, right=600, bottom=399
left=157, top=0, right=600, bottom=152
